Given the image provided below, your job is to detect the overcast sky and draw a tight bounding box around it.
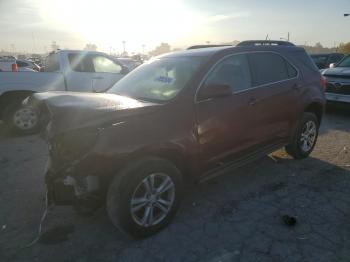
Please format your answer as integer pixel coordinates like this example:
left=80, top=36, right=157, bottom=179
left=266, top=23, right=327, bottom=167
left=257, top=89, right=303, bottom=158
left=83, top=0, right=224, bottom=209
left=0, top=0, right=349, bottom=54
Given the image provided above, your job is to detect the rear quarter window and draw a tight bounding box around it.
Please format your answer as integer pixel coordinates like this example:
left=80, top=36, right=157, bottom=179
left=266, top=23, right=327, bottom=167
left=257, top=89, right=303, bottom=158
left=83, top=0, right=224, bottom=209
left=296, top=51, right=319, bottom=73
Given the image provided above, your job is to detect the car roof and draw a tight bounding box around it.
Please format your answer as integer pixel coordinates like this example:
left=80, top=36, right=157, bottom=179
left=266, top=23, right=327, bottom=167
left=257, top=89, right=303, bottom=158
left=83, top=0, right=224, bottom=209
left=53, top=50, right=110, bottom=56
left=160, top=45, right=304, bottom=59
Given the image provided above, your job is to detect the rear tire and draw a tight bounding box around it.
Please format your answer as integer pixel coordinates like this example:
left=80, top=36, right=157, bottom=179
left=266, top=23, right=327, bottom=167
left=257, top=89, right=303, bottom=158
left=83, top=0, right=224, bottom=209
left=106, top=157, right=183, bottom=238
left=285, top=112, right=319, bottom=159
left=4, top=101, right=40, bottom=135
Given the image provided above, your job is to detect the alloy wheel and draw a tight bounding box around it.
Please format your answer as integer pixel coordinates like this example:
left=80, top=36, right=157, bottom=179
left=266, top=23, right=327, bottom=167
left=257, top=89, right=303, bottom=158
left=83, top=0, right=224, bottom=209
left=130, top=173, right=175, bottom=227
left=300, top=120, right=317, bottom=152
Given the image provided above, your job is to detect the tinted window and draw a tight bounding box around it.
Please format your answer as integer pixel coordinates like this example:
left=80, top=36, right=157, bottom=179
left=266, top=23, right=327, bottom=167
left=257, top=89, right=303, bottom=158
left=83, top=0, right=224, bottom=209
left=286, top=62, right=297, bottom=78
left=45, top=54, right=60, bottom=72
left=92, top=55, right=121, bottom=73
left=205, top=54, right=252, bottom=92
left=68, top=54, right=94, bottom=72
left=249, top=53, right=294, bottom=86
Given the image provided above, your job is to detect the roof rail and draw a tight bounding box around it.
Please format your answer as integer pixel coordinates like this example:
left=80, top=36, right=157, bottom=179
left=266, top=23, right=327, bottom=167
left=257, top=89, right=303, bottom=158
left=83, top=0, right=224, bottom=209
left=187, top=45, right=232, bottom=50
left=237, top=40, right=295, bottom=47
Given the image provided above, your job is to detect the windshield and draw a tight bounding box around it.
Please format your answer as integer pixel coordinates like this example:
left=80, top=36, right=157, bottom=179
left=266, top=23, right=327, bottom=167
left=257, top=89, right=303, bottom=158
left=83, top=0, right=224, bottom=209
left=336, top=56, right=350, bottom=67
left=108, top=57, right=205, bottom=102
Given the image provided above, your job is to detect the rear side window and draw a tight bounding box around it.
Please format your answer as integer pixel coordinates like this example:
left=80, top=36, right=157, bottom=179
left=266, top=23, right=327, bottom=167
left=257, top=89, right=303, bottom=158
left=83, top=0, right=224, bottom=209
left=205, top=54, right=252, bottom=92
left=248, top=52, right=296, bottom=86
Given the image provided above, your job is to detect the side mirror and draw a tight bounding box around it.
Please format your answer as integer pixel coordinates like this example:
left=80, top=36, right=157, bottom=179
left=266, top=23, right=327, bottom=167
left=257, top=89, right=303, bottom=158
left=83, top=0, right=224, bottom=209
left=198, top=83, right=232, bottom=100
left=329, top=63, right=336, bottom=68
left=120, top=65, right=130, bottom=75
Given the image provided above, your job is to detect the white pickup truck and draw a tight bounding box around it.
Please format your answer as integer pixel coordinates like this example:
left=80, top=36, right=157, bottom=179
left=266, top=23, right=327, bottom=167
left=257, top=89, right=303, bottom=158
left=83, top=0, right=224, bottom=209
left=0, top=50, right=129, bottom=134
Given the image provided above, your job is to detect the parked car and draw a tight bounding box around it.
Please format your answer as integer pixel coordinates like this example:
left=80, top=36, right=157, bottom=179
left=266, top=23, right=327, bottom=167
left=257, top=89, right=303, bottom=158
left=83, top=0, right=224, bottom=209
left=0, top=58, right=18, bottom=72
left=310, top=53, right=344, bottom=69
left=0, top=50, right=129, bottom=134
left=30, top=40, right=325, bottom=238
left=16, top=59, right=41, bottom=71
left=321, top=54, right=350, bottom=105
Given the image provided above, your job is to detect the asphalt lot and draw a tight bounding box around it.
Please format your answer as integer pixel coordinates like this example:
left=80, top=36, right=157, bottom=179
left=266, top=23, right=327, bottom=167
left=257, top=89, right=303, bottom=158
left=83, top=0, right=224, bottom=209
left=1, top=108, right=350, bottom=262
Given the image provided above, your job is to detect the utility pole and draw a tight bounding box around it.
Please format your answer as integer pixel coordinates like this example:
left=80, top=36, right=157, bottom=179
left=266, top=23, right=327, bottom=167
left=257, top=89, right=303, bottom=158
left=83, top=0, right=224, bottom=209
left=287, top=32, right=290, bottom=41
left=31, top=32, right=36, bottom=53
left=122, top=41, right=126, bottom=56
left=142, top=44, right=145, bottom=55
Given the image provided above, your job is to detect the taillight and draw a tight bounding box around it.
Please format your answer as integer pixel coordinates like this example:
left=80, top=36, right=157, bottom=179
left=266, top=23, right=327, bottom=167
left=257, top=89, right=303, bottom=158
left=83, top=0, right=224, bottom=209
left=320, top=75, right=327, bottom=91
left=11, top=63, right=18, bottom=72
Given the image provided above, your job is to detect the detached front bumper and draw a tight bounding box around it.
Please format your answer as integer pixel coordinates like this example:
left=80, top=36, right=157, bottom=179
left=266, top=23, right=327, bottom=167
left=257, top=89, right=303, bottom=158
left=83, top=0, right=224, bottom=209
left=325, top=92, right=350, bottom=104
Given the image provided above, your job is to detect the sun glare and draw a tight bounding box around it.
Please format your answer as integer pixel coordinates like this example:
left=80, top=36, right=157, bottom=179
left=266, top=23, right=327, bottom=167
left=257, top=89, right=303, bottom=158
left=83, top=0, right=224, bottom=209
left=38, top=0, right=202, bottom=51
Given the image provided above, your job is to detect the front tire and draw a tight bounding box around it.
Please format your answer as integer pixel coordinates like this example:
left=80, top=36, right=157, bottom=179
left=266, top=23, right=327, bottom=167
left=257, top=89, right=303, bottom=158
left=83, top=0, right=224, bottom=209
left=285, top=112, right=319, bottom=159
left=106, top=157, right=183, bottom=238
left=4, top=102, right=40, bottom=135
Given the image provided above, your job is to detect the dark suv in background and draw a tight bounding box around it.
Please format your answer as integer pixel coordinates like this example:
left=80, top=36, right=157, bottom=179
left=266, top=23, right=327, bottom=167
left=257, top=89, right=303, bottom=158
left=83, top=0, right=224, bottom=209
left=30, top=40, right=326, bottom=237
left=310, top=53, right=344, bottom=69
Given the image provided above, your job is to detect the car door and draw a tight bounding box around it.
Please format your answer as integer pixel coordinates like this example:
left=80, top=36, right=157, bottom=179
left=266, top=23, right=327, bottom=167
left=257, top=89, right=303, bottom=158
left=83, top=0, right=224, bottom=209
left=65, top=53, right=96, bottom=92
left=90, top=55, right=124, bottom=92
left=195, top=53, right=259, bottom=172
left=246, top=52, right=300, bottom=146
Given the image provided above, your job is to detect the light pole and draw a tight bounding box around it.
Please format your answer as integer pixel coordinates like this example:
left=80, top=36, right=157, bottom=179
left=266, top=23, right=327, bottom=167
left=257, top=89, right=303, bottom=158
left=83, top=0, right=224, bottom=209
left=122, top=41, right=126, bottom=56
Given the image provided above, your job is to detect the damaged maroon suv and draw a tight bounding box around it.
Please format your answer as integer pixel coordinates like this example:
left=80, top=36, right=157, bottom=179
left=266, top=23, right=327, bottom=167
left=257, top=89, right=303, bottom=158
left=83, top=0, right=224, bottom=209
left=30, top=40, right=326, bottom=237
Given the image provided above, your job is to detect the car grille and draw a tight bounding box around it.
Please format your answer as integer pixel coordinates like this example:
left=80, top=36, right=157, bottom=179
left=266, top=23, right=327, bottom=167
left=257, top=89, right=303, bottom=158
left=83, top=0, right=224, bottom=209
left=326, top=82, right=350, bottom=95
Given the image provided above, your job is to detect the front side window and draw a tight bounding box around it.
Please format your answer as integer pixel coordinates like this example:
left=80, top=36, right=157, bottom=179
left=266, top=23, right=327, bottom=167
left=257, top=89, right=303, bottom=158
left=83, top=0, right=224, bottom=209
left=92, top=55, right=122, bottom=73
left=68, top=54, right=94, bottom=72
left=204, top=54, right=252, bottom=92
left=108, top=57, right=205, bottom=102
left=248, top=52, right=296, bottom=86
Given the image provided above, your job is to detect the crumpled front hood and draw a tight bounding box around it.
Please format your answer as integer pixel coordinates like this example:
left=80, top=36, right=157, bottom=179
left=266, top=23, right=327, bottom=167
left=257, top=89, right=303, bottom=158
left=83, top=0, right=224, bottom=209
left=322, top=67, right=350, bottom=76
left=29, top=91, right=158, bottom=137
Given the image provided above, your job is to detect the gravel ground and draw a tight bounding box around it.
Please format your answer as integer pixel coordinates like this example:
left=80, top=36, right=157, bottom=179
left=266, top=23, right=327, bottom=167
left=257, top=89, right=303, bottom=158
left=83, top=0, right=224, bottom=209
left=0, top=108, right=350, bottom=262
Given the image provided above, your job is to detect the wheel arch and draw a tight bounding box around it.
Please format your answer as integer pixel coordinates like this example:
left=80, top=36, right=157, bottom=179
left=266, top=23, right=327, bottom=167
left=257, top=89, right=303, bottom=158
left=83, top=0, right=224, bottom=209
left=304, top=101, right=324, bottom=125
left=0, top=90, right=35, bottom=119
